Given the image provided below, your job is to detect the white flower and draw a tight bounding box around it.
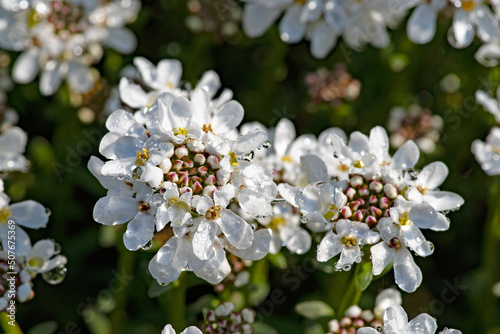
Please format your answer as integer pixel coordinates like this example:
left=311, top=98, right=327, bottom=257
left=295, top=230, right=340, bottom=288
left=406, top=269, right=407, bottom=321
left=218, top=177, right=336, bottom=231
left=0, top=0, right=140, bottom=95
left=475, top=38, right=500, bottom=66
left=161, top=324, right=202, bottom=334
left=317, top=219, right=379, bottom=270
left=472, top=127, right=500, bottom=175
left=370, top=219, right=422, bottom=293
left=358, top=304, right=437, bottom=334
left=0, top=124, right=28, bottom=172
left=374, top=288, right=402, bottom=318
left=26, top=239, right=67, bottom=275
left=448, top=0, right=498, bottom=49
left=476, top=87, right=500, bottom=123
left=440, top=329, right=462, bottom=334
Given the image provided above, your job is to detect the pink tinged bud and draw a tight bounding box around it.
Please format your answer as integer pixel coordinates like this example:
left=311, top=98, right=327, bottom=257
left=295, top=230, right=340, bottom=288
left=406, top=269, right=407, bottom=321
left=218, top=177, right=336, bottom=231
left=340, top=330, right=347, bottom=334
left=191, top=176, right=202, bottom=183
left=175, top=146, right=189, bottom=159
left=192, top=181, right=203, bottom=194
left=203, top=185, right=216, bottom=197
left=160, top=159, right=172, bottom=173
left=207, top=311, right=216, bottom=322
left=361, top=310, right=374, bottom=322
left=205, top=175, right=216, bottom=185
left=229, top=324, right=239, bottom=331
left=205, top=325, right=214, bottom=334
left=183, top=159, right=194, bottom=169
left=341, top=206, right=352, bottom=219
left=365, top=215, right=377, bottom=228
left=172, top=160, right=183, bottom=170
left=353, top=210, right=364, bottom=221
left=194, top=153, right=206, bottom=165
left=328, top=320, right=340, bottom=332
left=167, top=172, right=179, bottom=183
left=340, top=316, right=352, bottom=327
left=345, top=187, right=356, bottom=200
left=180, top=186, right=192, bottom=195
left=383, top=209, right=391, bottom=217
left=241, top=324, right=253, bottom=334
left=347, top=328, right=356, bottom=334
left=370, top=206, right=383, bottom=217
left=231, top=312, right=242, bottom=324
left=349, top=201, right=360, bottom=211
left=353, top=319, right=365, bottom=328
left=358, top=198, right=365, bottom=206
left=345, top=305, right=362, bottom=318
left=198, top=166, right=208, bottom=176
left=369, top=180, right=383, bottom=193
left=379, top=197, right=390, bottom=209
left=349, top=175, right=364, bottom=188
left=189, top=168, right=197, bottom=176
left=207, top=155, right=220, bottom=169
left=179, top=175, right=189, bottom=187
left=218, top=319, right=227, bottom=328
left=383, top=183, right=398, bottom=199
left=358, top=185, right=369, bottom=197
left=369, top=195, right=378, bottom=204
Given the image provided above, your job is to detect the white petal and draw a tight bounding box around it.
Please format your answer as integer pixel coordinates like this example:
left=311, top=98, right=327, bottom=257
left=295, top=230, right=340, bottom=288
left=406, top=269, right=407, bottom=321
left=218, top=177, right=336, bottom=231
left=13, top=48, right=40, bottom=84
left=301, top=154, right=328, bottom=183
left=279, top=5, right=307, bottom=43
left=40, top=60, right=63, bottom=96
left=93, top=195, right=138, bottom=225
left=417, top=161, right=448, bottom=189
left=226, top=228, right=271, bottom=260
left=280, top=225, right=311, bottom=254
left=407, top=313, right=437, bottom=333
left=168, top=201, right=192, bottom=227
left=274, top=118, right=296, bottom=156
left=422, top=191, right=464, bottom=212
left=106, top=28, right=137, bottom=54
left=119, top=78, right=148, bottom=109
left=140, top=165, right=163, bottom=188
left=123, top=214, right=155, bottom=251
left=475, top=6, right=498, bottom=43
left=188, top=238, right=230, bottom=284
left=407, top=4, right=438, bottom=44
left=371, top=242, right=394, bottom=275
left=317, top=230, right=342, bottom=262
left=277, top=183, right=301, bottom=207
left=452, top=10, right=474, bottom=48
left=233, top=130, right=267, bottom=155
left=180, top=327, right=203, bottom=334
left=391, top=140, right=420, bottom=170
left=219, top=210, right=254, bottom=249
left=243, top=4, right=282, bottom=37
left=192, top=220, right=217, bottom=260
left=310, top=21, right=337, bottom=59
left=148, top=236, right=188, bottom=285
left=66, top=61, right=94, bottom=93
left=30, top=239, right=54, bottom=260
left=157, top=59, right=183, bottom=88
left=393, top=247, right=422, bottom=293
left=383, top=304, right=409, bottom=334
left=9, top=200, right=49, bottom=229
left=211, top=101, right=244, bottom=134
left=237, top=188, right=273, bottom=217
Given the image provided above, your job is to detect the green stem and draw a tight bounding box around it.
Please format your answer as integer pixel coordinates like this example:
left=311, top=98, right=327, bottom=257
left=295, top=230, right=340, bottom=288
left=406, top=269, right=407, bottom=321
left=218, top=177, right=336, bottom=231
left=110, top=228, right=136, bottom=334
left=482, top=176, right=500, bottom=331
left=157, top=273, right=187, bottom=331
left=0, top=313, right=22, bottom=334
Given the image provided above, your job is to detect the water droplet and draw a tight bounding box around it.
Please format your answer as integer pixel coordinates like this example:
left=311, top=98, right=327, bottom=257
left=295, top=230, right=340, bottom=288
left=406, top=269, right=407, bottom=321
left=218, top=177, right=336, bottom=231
left=429, top=242, right=435, bottom=254
left=183, top=264, right=191, bottom=271
left=158, top=282, right=168, bottom=286
left=376, top=326, right=384, bottom=333
left=141, top=240, right=153, bottom=250
left=45, top=208, right=52, bottom=216
left=42, top=266, right=67, bottom=285
left=281, top=241, right=286, bottom=247
left=53, top=242, right=62, bottom=255
left=342, top=264, right=352, bottom=271
left=117, top=174, right=125, bottom=180
left=262, top=140, right=271, bottom=148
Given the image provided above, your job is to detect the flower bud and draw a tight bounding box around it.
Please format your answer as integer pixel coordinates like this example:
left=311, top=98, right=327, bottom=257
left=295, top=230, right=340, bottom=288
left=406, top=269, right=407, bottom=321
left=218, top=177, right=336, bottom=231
left=383, top=183, right=398, bottom=199
left=194, top=153, right=206, bottom=165
left=349, top=175, right=364, bottom=188
left=174, top=146, right=189, bottom=159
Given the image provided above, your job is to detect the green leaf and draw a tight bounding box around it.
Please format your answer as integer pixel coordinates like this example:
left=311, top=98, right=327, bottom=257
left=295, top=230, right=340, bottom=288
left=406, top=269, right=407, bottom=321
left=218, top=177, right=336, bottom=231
left=27, top=321, right=58, bottom=334
left=267, top=252, right=287, bottom=269
left=354, top=261, right=373, bottom=291
left=253, top=322, right=279, bottom=334
left=83, top=307, right=111, bottom=334
left=295, top=301, right=335, bottom=319
left=304, top=320, right=326, bottom=334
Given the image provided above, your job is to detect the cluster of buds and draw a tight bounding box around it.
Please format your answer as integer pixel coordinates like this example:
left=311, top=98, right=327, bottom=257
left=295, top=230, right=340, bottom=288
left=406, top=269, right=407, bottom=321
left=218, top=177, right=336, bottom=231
left=304, top=64, right=361, bottom=107
left=331, top=175, right=400, bottom=229
left=46, top=0, right=86, bottom=34
left=203, top=302, right=255, bottom=334
left=328, top=306, right=382, bottom=334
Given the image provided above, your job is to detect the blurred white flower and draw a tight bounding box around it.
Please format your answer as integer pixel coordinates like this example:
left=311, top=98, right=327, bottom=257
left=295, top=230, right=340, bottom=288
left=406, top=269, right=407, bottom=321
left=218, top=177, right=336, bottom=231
left=161, top=324, right=202, bottom=334
left=472, top=127, right=500, bottom=175
left=0, top=0, right=140, bottom=95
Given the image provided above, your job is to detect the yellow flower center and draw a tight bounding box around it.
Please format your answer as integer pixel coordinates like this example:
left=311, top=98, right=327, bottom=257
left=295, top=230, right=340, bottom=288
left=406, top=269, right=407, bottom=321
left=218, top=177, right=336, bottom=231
left=398, top=212, right=411, bottom=226
left=353, top=160, right=365, bottom=168
left=202, top=124, right=213, bottom=133
left=28, top=256, right=44, bottom=269
left=165, top=82, right=174, bottom=89
left=229, top=152, right=239, bottom=167
left=342, top=235, right=358, bottom=247
left=0, top=207, right=10, bottom=224
left=323, top=204, right=339, bottom=221
left=282, top=155, right=293, bottom=163
left=268, top=216, right=285, bottom=230
left=417, top=185, right=427, bottom=195
left=205, top=206, right=222, bottom=220
left=338, top=164, right=349, bottom=172
left=461, top=0, right=476, bottom=11
left=174, top=127, right=188, bottom=136
left=135, top=148, right=150, bottom=166
left=27, top=9, right=42, bottom=28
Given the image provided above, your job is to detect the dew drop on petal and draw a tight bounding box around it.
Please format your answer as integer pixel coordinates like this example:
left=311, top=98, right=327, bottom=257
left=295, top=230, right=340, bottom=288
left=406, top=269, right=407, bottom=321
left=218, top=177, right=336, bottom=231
left=158, top=282, right=168, bottom=286
left=45, top=208, right=52, bottom=216
left=376, top=326, right=384, bottom=333
left=53, top=242, right=62, bottom=255
left=342, top=264, right=351, bottom=271
left=42, top=266, right=67, bottom=285
left=281, top=241, right=286, bottom=247
left=141, top=239, right=153, bottom=250
left=262, top=140, right=271, bottom=148
left=429, top=242, right=435, bottom=254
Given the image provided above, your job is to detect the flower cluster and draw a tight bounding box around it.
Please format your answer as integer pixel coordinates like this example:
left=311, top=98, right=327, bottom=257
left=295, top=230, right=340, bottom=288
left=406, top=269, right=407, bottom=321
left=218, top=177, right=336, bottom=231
left=162, top=302, right=255, bottom=334
left=387, top=105, right=443, bottom=154
left=91, top=58, right=277, bottom=286
left=0, top=0, right=141, bottom=95
left=277, top=125, right=464, bottom=292
left=241, top=0, right=500, bottom=63
left=0, top=107, right=66, bottom=311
